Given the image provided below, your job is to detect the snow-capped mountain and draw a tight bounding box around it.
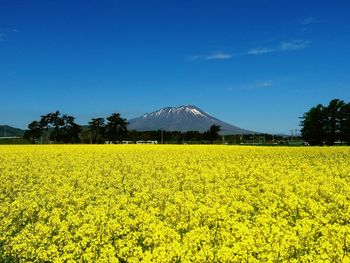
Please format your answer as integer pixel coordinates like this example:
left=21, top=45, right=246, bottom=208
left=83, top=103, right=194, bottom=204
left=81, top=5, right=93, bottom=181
left=128, top=105, right=257, bottom=134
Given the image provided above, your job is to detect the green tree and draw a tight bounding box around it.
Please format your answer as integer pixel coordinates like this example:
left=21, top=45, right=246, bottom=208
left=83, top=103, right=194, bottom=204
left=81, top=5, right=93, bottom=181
left=40, top=111, right=63, bottom=143
left=88, top=118, right=106, bottom=144
left=324, top=99, right=344, bottom=145
left=61, top=115, right=82, bottom=143
left=39, top=113, right=52, bottom=143
left=24, top=121, right=42, bottom=143
left=105, top=113, right=128, bottom=143
left=339, top=102, right=350, bottom=145
left=204, top=124, right=221, bottom=143
left=300, top=104, right=326, bottom=146
left=50, top=111, right=64, bottom=143
left=39, top=111, right=81, bottom=143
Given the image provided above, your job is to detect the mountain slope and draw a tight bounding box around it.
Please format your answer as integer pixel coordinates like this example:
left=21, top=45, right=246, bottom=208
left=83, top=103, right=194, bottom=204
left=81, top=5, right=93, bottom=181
left=0, top=125, right=25, bottom=137
left=128, top=105, right=257, bottom=134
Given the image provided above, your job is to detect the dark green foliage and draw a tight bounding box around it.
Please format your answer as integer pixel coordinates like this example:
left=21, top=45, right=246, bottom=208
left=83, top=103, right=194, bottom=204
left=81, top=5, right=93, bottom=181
left=300, top=104, right=326, bottom=146
left=88, top=118, right=106, bottom=144
left=125, top=126, right=227, bottom=144
left=340, top=103, right=350, bottom=143
left=324, top=99, right=344, bottom=145
left=25, top=111, right=81, bottom=144
left=0, top=138, right=30, bottom=144
left=40, top=111, right=61, bottom=143
left=105, top=113, right=129, bottom=143
left=86, top=113, right=129, bottom=144
left=204, top=125, right=221, bottom=143
left=23, top=121, right=42, bottom=143
left=60, top=115, right=82, bottom=143
left=300, top=99, right=350, bottom=145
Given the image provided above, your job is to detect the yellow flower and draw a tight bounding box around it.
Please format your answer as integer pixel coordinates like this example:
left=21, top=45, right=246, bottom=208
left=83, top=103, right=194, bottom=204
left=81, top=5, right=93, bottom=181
left=0, top=145, right=349, bottom=261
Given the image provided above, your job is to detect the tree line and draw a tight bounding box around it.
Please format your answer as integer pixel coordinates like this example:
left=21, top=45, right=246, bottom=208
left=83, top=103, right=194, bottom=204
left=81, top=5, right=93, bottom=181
left=300, top=99, right=350, bottom=145
left=119, top=125, right=221, bottom=144
left=24, top=111, right=129, bottom=144
left=24, top=111, right=82, bottom=144
left=24, top=111, right=221, bottom=144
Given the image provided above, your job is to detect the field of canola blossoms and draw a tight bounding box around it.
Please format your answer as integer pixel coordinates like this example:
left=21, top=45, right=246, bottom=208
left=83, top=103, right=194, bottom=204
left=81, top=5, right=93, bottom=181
left=1, top=145, right=350, bottom=262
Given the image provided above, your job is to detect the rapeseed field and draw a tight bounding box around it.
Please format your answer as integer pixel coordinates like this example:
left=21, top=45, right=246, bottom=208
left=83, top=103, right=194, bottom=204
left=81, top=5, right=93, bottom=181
left=0, top=145, right=350, bottom=262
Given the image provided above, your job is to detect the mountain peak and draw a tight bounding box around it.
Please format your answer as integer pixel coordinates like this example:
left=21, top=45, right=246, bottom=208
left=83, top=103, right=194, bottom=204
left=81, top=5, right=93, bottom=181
left=129, top=105, right=257, bottom=134
left=180, top=104, right=198, bottom=108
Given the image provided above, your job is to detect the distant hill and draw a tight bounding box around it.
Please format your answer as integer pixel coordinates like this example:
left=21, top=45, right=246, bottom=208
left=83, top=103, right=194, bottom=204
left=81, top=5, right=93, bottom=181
left=0, top=125, right=25, bottom=137
left=128, top=105, right=258, bottom=135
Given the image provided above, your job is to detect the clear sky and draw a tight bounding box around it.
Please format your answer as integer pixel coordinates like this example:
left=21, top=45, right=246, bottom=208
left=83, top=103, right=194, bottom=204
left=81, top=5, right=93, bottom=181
left=1, top=0, right=349, bottom=134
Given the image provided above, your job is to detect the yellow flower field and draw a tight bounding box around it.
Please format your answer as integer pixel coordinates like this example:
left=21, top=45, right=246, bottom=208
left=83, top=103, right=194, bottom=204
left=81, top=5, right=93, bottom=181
left=1, top=145, right=350, bottom=262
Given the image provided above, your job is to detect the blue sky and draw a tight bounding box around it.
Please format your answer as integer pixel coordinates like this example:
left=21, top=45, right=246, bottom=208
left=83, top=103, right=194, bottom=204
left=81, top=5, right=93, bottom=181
left=1, top=0, right=350, bottom=134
